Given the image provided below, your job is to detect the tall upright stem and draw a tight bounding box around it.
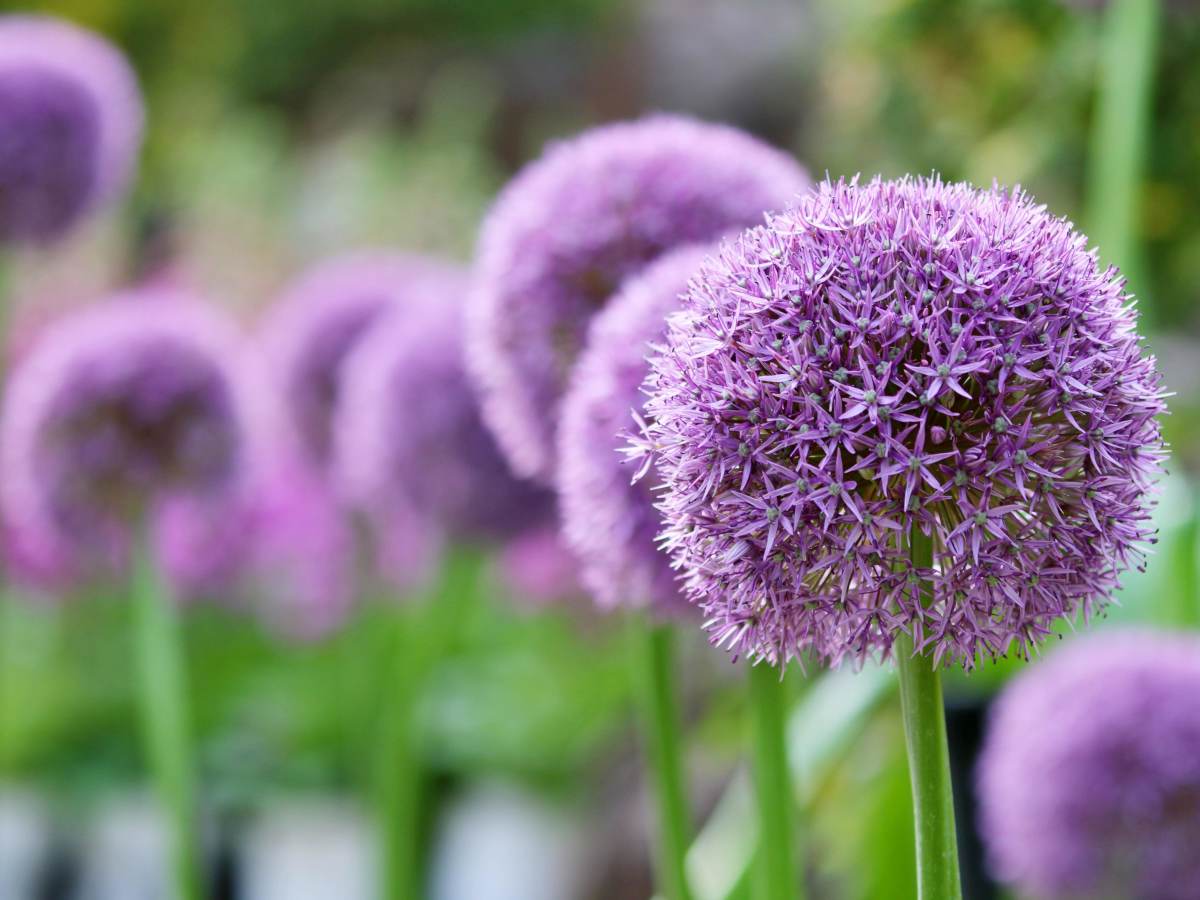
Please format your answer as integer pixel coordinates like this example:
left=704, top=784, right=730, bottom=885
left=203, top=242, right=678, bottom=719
left=1086, top=0, right=1160, bottom=310
left=1172, top=494, right=1199, bottom=630
left=630, top=618, right=693, bottom=900
left=748, top=661, right=799, bottom=900
left=377, top=606, right=421, bottom=900
left=132, top=535, right=201, bottom=900
left=896, top=530, right=962, bottom=900
left=375, top=550, right=484, bottom=900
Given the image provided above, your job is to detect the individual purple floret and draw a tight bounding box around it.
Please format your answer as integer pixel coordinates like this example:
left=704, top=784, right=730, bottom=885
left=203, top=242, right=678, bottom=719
left=558, top=245, right=708, bottom=616
left=468, top=114, right=811, bottom=483
left=0, top=15, right=143, bottom=243
left=1, top=294, right=262, bottom=571
left=634, top=175, right=1166, bottom=668
left=978, top=631, right=1200, bottom=900
left=264, top=252, right=462, bottom=467
left=335, top=272, right=554, bottom=551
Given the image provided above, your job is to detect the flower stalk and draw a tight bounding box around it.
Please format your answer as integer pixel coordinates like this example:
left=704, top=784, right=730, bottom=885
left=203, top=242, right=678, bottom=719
left=132, top=532, right=201, bottom=900
left=630, top=618, right=693, bottom=900
left=374, top=550, right=484, bottom=900
left=748, top=661, right=800, bottom=900
left=896, top=530, right=962, bottom=900
left=1086, top=0, right=1160, bottom=311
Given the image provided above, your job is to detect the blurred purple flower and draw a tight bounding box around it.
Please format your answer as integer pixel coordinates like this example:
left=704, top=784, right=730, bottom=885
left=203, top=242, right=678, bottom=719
left=634, top=176, right=1166, bottom=668
left=153, top=491, right=252, bottom=602
left=496, top=525, right=583, bottom=608
left=0, top=14, right=143, bottom=243
left=336, top=271, right=554, bottom=552
left=558, top=245, right=708, bottom=617
left=264, top=252, right=462, bottom=467
left=1, top=293, right=264, bottom=575
left=244, top=453, right=360, bottom=641
left=978, top=631, right=1200, bottom=900
left=468, top=114, right=811, bottom=483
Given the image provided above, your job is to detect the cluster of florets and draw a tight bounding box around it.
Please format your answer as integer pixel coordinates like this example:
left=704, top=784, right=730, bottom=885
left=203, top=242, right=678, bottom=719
left=335, top=279, right=554, bottom=552
left=558, top=245, right=709, bottom=616
left=978, top=632, right=1200, bottom=900
left=468, top=114, right=811, bottom=482
left=1, top=296, right=258, bottom=567
left=0, top=14, right=143, bottom=243
left=636, top=175, right=1166, bottom=668
left=265, top=253, right=459, bottom=466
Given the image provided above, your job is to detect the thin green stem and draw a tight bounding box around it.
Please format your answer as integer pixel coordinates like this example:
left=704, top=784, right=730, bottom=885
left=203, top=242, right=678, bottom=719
left=132, top=536, right=201, bottom=900
left=377, top=606, right=422, bottom=900
left=374, top=550, right=485, bottom=900
left=747, top=661, right=799, bottom=900
left=896, top=530, right=962, bottom=900
left=630, top=618, right=693, bottom=900
left=1086, top=0, right=1160, bottom=311
left=1172, top=493, right=1199, bottom=629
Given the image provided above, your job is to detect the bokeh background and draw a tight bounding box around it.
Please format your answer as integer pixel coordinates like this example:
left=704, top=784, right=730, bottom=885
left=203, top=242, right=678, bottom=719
left=0, top=1, right=1197, bottom=898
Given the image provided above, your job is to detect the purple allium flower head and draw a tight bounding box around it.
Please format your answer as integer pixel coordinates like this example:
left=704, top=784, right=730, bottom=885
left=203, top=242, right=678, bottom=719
left=558, top=245, right=709, bottom=616
left=264, top=252, right=461, bottom=467
left=0, top=15, right=143, bottom=243
left=634, top=175, right=1167, bottom=668
left=1, top=294, right=263, bottom=570
left=978, top=631, right=1200, bottom=899
left=245, top=453, right=359, bottom=641
left=153, top=491, right=252, bottom=602
left=335, top=273, right=554, bottom=548
left=496, top=525, right=583, bottom=608
left=468, top=114, right=811, bottom=483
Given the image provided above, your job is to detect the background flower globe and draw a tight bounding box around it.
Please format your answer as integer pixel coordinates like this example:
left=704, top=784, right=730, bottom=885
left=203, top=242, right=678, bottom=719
left=0, top=14, right=143, bottom=243
left=264, top=252, right=461, bottom=468
left=637, top=175, right=1167, bottom=668
left=978, top=631, right=1200, bottom=900
left=468, top=113, right=811, bottom=483
left=558, top=244, right=709, bottom=617
left=0, top=294, right=265, bottom=573
left=334, top=268, right=554, bottom=558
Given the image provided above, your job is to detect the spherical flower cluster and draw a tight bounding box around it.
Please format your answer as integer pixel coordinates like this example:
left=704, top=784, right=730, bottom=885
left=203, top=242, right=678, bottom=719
left=154, top=491, right=253, bottom=602
left=978, top=632, right=1200, bottom=899
left=335, top=278, right=554, bottom=550
left=264, top=252, right=461, bottom=466
left=1, top=294, right=262, bottom=569
left=635, top=175, right=1166, bottom=668
left=0, top=15, right=143, bottom=243
left=243, top=454, right=358, bottom=641
left=558, top=245, right=708, bottom=616
left=468, top=114, right=811, bottom=482
left=496, top=526, right=583, bottom=608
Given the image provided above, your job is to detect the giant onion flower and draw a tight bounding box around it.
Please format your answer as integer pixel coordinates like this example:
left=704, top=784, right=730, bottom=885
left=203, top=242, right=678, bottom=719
left=635, top=175, right=1166, bottom=668
left=0, top=15, right=143, bottom=243
left=468, top=114, right=811, bottom=482
left=558, top=245, right=708, bottom=616
left=335, top=269, right=553, bottom=555
left=264, top=252, right=460, bottom=467
left=978, top=631, right=1200, bottom=899
left=1, top=294, right=263, bottom=571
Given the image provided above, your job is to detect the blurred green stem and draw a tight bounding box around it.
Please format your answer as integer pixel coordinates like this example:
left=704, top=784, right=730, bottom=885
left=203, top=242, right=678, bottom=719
left=132, top=534, right=201, bottom=900
left=1086, top=0, right=1159, bottom=308
left=630, top=618, right=692, bottom=900
left=375, top=550, right=484, bottom=900
left=1175, top=496, right=1199, bottom=629
left=376, top=606, right=422, bottom=900
left=895, top=530, right=961, bottom=900
left=748, top=661, right=799, bottom=900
